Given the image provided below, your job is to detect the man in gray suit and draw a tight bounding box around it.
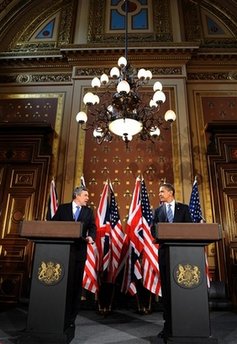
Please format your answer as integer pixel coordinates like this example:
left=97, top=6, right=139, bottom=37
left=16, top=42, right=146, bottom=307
left=52, top=186, right=96, bottom=325
left=152, top=183, right=193, bottom=340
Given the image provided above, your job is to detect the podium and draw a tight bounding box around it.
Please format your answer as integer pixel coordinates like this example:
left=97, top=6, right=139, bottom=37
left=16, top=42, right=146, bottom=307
left=155, top=223, right=222, bottom=344
left=20, top=220, right=83, bottom=344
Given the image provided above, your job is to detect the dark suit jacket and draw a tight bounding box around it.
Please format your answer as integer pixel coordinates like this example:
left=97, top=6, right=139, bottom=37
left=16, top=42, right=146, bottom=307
left=51, top=202, right=96, bottom=261
left=152, top=201, right=193, bottom=263
left=152, top=202, right=192, bottom=240
left=153, top=202, right=193, bottom=225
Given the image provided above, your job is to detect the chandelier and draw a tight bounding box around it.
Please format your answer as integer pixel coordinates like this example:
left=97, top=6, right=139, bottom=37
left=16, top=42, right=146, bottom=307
left=76, top=1, right=176, bottom=147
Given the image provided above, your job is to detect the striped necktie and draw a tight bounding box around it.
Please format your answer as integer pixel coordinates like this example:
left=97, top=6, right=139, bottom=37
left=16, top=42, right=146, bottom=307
left=74, top=206, right=80, bottom=221
left=167, top=203, right=173, bottom=223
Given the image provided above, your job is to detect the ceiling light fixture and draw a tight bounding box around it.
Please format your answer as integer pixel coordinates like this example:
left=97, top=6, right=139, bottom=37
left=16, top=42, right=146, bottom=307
left=76, top=0, right=176, bottom=147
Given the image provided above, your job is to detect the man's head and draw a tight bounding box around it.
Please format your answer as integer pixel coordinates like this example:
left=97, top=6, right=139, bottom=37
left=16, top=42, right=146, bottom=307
left=158, top=183, right=175, bottom=203
left=73, top=186, right=89, bottom=206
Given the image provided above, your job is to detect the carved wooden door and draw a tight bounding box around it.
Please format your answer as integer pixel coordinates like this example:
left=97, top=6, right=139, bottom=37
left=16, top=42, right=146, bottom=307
left=0, top=124, right=52, bottom=303
left=206, top=122, right=237, bottom=306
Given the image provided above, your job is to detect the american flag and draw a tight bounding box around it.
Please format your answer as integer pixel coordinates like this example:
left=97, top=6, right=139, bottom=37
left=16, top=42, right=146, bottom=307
left=107, top=185, right=124, bottom=283
left=189, top=179, right=203, bottom=223
left=46, top=179, right=58, bottom=220
left=141, top=179, right=161, bottom=295
left=189, top=178, right=210, bottom=287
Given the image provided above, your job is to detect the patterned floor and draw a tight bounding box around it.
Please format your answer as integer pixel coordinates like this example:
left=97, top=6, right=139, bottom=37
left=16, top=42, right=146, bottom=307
left=0, top=304, right=237, bottom=344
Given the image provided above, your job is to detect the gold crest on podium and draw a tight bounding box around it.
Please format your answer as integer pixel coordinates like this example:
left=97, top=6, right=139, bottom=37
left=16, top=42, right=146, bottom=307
left=38, top=261, right=63, bottom=285
left=175, top=264, right=201, bottom=288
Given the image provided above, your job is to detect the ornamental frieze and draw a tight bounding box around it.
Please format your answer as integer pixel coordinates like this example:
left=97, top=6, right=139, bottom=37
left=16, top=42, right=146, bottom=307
left=187, top=72, right=230, bottom=80
left=75, top=66, right=183, bottom=78
left=0, top=73, right=72, bottom=84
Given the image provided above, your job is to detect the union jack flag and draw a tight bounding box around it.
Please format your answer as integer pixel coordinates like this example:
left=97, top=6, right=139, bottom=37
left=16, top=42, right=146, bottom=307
left=95, top=181, right=110, bottom=274
left=121, top=177, right=143, bottom=295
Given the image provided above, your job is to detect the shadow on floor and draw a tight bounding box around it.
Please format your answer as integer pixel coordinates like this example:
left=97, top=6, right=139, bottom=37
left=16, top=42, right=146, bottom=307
left=0, top=303, right=236, bottom=344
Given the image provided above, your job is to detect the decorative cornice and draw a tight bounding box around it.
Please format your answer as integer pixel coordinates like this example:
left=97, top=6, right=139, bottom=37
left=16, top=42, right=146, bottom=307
left=61, top=44, right=200, bottom=66
left=0, top=43, right=200, bottom=61
left=0, top=73, right=72, bottom=84
left=0, top=51, right=63, bottom=61
left=73, top=66, right=183, bottom=79
left=187, top=72, right=233, bottom=80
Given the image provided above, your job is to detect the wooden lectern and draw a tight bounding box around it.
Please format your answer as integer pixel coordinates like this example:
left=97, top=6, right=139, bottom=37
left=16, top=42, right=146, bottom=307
left=20, top=220, right=83, bottom=344
left=155, top=223, right=222, bottom=344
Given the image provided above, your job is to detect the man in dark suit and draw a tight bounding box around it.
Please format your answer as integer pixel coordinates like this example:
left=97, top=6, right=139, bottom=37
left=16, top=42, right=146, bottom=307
left=152, top=182, right=193, bottom=340
left=52, top=185, right=96, bottom=325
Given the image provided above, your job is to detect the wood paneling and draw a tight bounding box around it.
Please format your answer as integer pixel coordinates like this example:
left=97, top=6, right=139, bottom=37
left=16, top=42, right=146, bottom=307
left=206, top=122, right=237, bottom=306
left=0, top=124, right=52, bottom=303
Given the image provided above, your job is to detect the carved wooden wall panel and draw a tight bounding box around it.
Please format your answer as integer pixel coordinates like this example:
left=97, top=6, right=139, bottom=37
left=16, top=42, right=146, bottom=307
left=0, top=125, right=52, bottom=303
left=206, top=122, right=237, bottom=306
left=201, top=96, right=237, bottom=123
left=0, top=96, right=59, bottom=127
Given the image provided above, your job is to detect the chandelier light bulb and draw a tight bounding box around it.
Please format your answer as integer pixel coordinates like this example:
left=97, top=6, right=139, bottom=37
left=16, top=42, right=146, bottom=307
left=164, top=109, right=176, bottom=122
left=118, top=56, right=127, bottom=68
left=153, top=81, right=163, bottom=92
left=83, top=92, right=95, bottom=105
left=93, top=128, right=104, bottom=138
left=76, top=111, right=88, bottom=123
left=100, top=73, right=109, bottom=85
left=107, top=105, right=113, bottom=113
left=91, top=77, right=101, bottom=88
left=93, top=94, right=100, bottom=105
left=153, top=90, right=166, bottom=104
left=110, top=67, right=120, bottom=78
left=149, top=99, right=158, bottom=108
left=117, top=80, right=130, bottom=94
left=150, top=127, right=161, bottom=137
left=145, top=70, right=152, bottom=80
left=137, top=68, right=146, bottom=80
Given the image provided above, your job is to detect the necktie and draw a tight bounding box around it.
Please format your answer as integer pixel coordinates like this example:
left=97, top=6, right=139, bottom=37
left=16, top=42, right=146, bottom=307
left=74, top=206, right=80, bottom=221
left=167, top=203, right=173, bottom=223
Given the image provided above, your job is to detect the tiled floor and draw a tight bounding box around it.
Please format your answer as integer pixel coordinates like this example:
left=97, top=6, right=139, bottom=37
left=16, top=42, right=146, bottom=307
left=0, top=304, right=237, bottom=344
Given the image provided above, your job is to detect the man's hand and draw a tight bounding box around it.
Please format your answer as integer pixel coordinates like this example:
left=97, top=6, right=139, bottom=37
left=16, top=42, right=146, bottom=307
left=85, top=236, right=94, bottom=244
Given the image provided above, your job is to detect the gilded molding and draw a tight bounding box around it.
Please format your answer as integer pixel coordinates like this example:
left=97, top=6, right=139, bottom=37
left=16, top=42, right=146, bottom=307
left=187, top=72, right=231, bottom=80
left=0, top=0, right=13, bottom=12
left=0, top=73, right=72, bottom=84
left=9, top=0, right=75, bottom=52
left=182, top=0, right=237, bottom=46
left=74, top=66, right=183, bottom=78
left=200, top=0, right=237, bottom=37
left=182, top=0, right=201, bottom=42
